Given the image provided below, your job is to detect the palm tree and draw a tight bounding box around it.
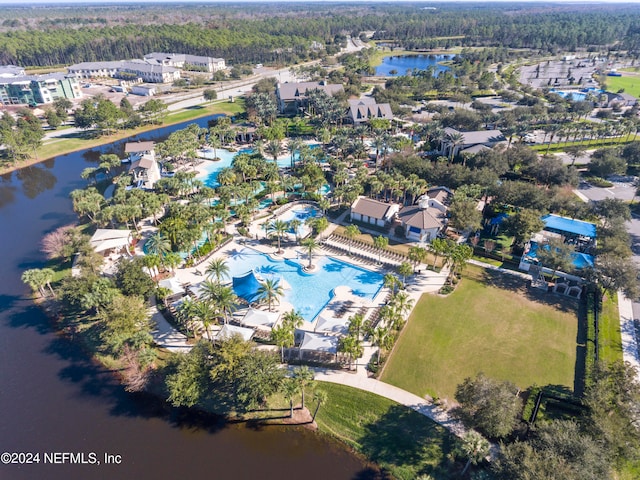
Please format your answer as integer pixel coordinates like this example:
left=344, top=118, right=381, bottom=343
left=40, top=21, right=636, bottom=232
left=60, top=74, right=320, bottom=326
left=347, top=312, right=365, bottom=340
left=192, top=299, right=217, bottom=341
left=164, top=252, right=182, bottom=272
left=258, top=278, right=284, bottom=312
left=445, top=131, right=465, bottom=164
left=215, top=285, right=238, bottom=324
left=370, top=326, right=389, bottom=365
left=458, top=430, right=490, bottom=477
left=271, top=322, right=295, bottom=362
left=301, top=237, right=319, bottom=269
left=282, top=309, right=304, bottom=329
left=282, top=378, right=300, bottom=418
left=288, top=137, right=304, bottom=169
left=565, top=145, right=586, bottom=166
left=142, top=253, right=162, bottom=283
left=206, top=258, right=230, bottom=284
left=449, top=244, right=473, bottom=277
left=390, top=291, right=414, bottom=318
left=21, top=268, right=47, bottom=297
left=338, top=334, right=363, bottom=370
left=145, top=232, right=171, bottom=259
left=397, top=261, right=413, bottom=289
left=343, top=225, right=360, bottom=255
left=39, top=268, right=56, bottom=297
left=383, top=272, right=400, bottom=295
left=268, top=219, right=289, bottom=254
left=429, top=238, right=449, bottom=269
left=408, top=245, right=427, bottom=272
left=265, top=139, right=282, bottom=163
left=199, top=279, right=221, bottom=305
left=373, top=235, right=389, bottom=264
left=292, top=366, right=315, bottom=410
left=289, top=218, right=302, bottom=243
left=311, top=389, right=328, bottom=423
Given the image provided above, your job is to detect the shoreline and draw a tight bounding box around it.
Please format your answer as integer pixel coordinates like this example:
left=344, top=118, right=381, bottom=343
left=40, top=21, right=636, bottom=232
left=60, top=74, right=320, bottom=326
left=0, top=101, right=231, bottom=177
left=34, top=294, right=381, bottom=474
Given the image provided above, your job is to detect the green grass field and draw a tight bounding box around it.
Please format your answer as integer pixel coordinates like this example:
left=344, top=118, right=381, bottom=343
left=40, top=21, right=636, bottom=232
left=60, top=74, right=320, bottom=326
left=380, top=266, right=579, bottom=400
left=314, top=382, right=456, bottom=480
left=604, top=74, right=640, bottom=99
left=599, top=295, right=624, bottom=364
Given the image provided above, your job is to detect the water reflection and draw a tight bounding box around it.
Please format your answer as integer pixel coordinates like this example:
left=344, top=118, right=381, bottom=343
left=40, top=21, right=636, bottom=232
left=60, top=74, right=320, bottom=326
left=0, top=175, right=17, bottom=208
left=16, top=164, right=57, bottom=199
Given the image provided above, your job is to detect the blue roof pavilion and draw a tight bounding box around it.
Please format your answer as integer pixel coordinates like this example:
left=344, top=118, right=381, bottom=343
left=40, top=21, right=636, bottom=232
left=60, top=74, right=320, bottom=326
left=541, top=214, right=597, bottom=240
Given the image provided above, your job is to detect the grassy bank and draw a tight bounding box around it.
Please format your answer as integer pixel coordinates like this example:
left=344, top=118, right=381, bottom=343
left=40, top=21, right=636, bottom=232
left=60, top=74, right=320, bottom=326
left=314, top=382, right=457, bottom=480
left=0, top=98, right=246, bottom=176
left=380, top=265, right=578, bottom=400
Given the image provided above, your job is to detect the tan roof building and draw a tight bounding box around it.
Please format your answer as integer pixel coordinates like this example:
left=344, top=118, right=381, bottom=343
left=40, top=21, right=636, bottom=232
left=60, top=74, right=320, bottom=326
left=350, top=197, right=399, bottom=227
left=347, top=98, right=393, bottom=124
left=398, top=187, right=451, bottom=242
left=276, top=81, right=344, bottom=113
left=125, top=141, right=155, bottom=154
left=441, top=127, right=506, bottom=157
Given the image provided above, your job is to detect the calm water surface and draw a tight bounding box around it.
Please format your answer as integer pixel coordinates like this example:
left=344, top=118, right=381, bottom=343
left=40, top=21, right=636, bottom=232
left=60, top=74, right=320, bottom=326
left=0, top=117, right=377, bottom=479
left=375, top=54, right=453, bottom=77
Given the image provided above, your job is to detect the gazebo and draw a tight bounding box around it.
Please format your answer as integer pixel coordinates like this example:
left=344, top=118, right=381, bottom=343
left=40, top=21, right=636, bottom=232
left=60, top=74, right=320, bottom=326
left=89, top=229, right=132, bottom=254
left=314, top=314, right=349, bottom=336
left=298, top=331, right=338, bottom=362
left=240, top=308, right=280, bottom=329
left=216, top=324, right=255, bottom=342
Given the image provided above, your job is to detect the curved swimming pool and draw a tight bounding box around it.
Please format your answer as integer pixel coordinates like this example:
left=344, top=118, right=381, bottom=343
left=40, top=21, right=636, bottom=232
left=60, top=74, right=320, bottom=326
left=224, top=247, right=384, bottom=320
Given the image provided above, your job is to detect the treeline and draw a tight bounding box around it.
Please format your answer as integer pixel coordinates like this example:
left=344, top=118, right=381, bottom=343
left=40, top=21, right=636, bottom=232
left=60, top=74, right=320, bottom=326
left=2, top=4, right=640, bottom=67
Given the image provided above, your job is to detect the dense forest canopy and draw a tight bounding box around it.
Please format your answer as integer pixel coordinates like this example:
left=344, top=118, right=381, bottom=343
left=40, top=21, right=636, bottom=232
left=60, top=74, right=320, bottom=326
left=0, top=2, right=639, bottom=67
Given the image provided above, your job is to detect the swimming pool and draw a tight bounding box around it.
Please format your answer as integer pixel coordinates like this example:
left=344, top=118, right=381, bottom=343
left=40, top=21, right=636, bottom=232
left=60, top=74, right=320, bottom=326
left=276, top=205, right=320, bottom=237
left=550, top=88, right=602, bottom=102
left=198, top=143, right=323, bottom=188
left=523, top=241, right=594, bottom=269
left=224, top=247, right=384, bottom=320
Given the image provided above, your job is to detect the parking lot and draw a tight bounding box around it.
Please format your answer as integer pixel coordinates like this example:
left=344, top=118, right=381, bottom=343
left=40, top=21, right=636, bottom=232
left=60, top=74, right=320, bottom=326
left=577, top=177, right=637, bottom=203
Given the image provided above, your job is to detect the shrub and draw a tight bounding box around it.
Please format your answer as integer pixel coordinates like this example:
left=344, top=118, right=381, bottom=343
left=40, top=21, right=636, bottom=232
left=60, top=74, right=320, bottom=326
left=439, top=285, right=455, bottom=295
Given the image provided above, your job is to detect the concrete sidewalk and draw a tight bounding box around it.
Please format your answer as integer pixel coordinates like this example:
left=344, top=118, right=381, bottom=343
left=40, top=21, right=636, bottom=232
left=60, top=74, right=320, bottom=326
left=617, top=292, right=640, bottom=373
left=313, top=367, right=466, bottom=437
left=147, top=297, right=191, bottom=353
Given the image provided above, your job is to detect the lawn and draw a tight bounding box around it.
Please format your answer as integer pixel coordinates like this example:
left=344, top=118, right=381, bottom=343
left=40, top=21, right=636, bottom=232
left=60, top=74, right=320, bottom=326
left=599, top=294, right=624, bottom=364
left=314, top=382, right=457, bottom=480
left=380, top=265, right=579, bottom=401
left=605, top=74, right=640, bottom=99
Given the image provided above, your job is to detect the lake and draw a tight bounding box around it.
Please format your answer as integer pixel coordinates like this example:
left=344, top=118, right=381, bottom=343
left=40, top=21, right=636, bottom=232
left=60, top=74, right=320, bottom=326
left=374, top=54, right=454, bottom=77
left=0, top=117, right=377, bottom=479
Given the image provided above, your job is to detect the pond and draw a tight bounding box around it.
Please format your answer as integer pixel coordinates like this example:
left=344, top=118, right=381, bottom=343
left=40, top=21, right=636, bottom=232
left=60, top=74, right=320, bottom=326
left=374, top=54, right=454, bottom=77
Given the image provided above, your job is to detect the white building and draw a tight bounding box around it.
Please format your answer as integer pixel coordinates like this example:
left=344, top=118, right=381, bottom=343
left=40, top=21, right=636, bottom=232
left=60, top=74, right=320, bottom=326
left=68, top=60, right=181, bottom=84
left=144, top=53, right=226, bottom=72
left=397, top=187, right=451, bottom=242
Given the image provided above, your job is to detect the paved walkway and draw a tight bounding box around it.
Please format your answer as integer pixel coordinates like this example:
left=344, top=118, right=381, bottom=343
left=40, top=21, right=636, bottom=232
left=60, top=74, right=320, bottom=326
left=147, top=297, right=191, bottom=353
left=468, top=258, right=531, bottom=281
left=617, top=292, right=640, bottom=373
left=312, top=361, right=466, bottom=437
